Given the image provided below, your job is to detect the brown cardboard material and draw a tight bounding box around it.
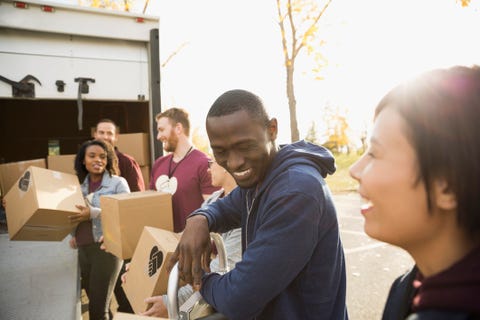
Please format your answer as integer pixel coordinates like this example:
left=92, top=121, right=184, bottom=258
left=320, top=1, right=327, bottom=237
left=47, top=154, right=76, bottom=175
left=100, top=191, right=173, bottom=260
left=4, top=166, right=84, bottom=241
left=123, top=227, right=179, bottom=314
left=140, top=165, right=150, bottom=190
left=116, top=133, right=150, bottom=166
left=113, top=312, right=168, bottom=320
left=0, top=158, right=46, bottom=196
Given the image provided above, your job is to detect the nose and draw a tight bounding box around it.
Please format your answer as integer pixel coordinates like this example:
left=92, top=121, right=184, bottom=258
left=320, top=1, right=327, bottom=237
left=226, top=150, right=245, bottom=172
left=349, top=157, right=363, bottom=182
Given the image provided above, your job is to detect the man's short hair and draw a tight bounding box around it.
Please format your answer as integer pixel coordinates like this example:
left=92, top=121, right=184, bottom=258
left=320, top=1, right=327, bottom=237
left=207, top=89, right=270, bottom=128
left=155, top=108, right=191, bottom=136
left=96, top=118, right=119, bottom=133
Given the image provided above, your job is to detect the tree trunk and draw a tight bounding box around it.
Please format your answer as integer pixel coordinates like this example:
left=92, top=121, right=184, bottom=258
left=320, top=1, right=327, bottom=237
left=286, top=64, right=299, bottom=142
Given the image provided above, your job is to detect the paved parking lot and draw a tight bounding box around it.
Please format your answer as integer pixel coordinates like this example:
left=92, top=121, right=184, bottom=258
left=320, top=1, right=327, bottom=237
left=334, top=192, right=414, bottom=320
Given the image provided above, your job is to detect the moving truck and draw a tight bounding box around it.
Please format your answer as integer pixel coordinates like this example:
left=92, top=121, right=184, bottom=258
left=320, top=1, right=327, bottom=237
left=0, top=0, right=162, bottom=164
left=0, top=1, right=161, bottom=318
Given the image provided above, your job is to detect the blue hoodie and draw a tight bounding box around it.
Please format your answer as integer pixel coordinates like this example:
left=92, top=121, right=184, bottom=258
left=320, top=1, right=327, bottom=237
left=194, top=141, right=348, bottom=320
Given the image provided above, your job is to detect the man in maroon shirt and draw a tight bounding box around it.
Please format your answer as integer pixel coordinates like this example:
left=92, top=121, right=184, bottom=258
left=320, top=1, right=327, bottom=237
left=150, top=108, right=219, bottom=232
left=93, top=118, right=145, bottom=314
left=93, top=119, right=145, bottom=192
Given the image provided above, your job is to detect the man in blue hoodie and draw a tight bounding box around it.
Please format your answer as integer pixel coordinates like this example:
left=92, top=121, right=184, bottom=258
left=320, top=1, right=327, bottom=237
left=168, top=89, right=348, bottom=320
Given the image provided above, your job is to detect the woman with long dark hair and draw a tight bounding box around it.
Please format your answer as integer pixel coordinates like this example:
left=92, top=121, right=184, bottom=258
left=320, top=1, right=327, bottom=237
left=69, top=139, right=130, bottom=320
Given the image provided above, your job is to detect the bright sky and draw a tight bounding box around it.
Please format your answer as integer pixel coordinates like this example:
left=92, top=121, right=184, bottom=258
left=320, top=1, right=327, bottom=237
left=64, top=0, right=480, bottom=145
left=143, top=0, right=480, bottom=146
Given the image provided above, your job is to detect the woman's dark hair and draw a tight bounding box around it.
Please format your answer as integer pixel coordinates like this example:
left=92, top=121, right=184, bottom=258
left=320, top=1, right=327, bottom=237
left=74, top=139, right=119, bottom=182
left=207, top=89, right=271, bottom=128
left=375, top=65, right=480, bottom=238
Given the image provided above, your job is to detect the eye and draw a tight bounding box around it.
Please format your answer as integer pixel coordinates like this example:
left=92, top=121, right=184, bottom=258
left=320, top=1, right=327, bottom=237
left=365, top=146, right=377, bottom=159
left=213, top=150, right=225, bottom=157
left=237, top=142, right=257, bottom=153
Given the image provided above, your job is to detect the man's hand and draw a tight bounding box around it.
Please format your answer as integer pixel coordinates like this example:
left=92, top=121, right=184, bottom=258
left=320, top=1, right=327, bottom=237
left=141, top=295, right=168, bottom=317
left=69, top=205, right=91, bottom=223
left=167, top=215, right=212, bottom=291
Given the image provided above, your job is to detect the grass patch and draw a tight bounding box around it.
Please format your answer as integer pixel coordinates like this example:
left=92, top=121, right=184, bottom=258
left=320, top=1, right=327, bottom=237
left=325, top=153, right=361, bottom=193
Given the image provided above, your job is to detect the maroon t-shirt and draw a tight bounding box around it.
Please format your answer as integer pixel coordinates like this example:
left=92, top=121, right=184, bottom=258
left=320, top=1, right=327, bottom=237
left=150, top=149, right=219, bottom=232
left=116, top=149, right=145, bottom=192
left=412, top=245, right=480, bottom=315
left=75, top=179, right=101, bottom=246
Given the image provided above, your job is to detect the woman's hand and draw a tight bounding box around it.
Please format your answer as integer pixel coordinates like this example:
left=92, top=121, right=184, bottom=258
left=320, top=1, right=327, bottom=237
left=69, top=236, right=77, bottom=249
left=121, top=262, right=130, bottom=284
left=69, top=205, right=91, bottom=223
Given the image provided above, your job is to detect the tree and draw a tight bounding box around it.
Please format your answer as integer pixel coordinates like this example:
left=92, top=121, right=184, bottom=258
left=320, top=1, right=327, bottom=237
left=321, top=105, right=350, bottom=154
left=78, top=0, right=131, bottom=10
left=275, top=0, right=333, bottom=142
left=192, top=127, right=211, bottom=155
left=305, top=121, right=320, bottom=145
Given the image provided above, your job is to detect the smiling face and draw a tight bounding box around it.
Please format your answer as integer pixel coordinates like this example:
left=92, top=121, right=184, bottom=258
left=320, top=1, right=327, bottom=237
left=207, top=109, right=277, bottom=189
left=156, top=117, right=179, bottom=153
left=94, top=122, right=117, bottom=146
left=84, top=144, right=107, bottom=178
left=349, top=107, right=448, bottom=250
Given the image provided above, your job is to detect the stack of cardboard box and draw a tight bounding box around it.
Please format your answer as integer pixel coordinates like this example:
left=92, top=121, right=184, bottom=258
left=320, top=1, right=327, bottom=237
left=116, top=133, right=151, bottom=189
left=47, top=154, right=77, bottom=175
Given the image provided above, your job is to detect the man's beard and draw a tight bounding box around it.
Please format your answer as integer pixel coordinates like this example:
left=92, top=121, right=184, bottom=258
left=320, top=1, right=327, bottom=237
left=164, top=134, right=178, bottom=153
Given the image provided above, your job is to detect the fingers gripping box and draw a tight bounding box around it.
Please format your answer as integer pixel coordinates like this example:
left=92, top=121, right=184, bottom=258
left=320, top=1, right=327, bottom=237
left=4, top=166, right=84, bottom=241
left=100, top=190, right=173, bottom=260
left=123, top=226, right=179, bottom=314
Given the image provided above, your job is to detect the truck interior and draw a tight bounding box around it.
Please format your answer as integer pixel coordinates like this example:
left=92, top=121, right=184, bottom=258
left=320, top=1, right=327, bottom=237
left=0, top=99, right=150, bottom=163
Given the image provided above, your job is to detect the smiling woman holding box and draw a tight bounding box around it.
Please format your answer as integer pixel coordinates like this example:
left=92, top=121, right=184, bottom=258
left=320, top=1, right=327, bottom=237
left=69, top=139, right=130, bottom=320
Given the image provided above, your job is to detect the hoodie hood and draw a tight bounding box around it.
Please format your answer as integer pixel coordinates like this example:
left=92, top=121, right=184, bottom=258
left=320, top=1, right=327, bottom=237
left=261, top=140, right=335, bottom=189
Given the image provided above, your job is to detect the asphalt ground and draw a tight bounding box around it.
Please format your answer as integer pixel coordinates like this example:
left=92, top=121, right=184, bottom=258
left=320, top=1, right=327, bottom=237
left=82, top=192, right=414, bottom=320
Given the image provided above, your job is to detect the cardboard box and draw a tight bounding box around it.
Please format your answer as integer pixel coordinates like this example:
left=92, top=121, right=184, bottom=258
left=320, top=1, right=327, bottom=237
left=4, top=166, right=84, bottom=241
left=100, top=191, right=173, bottom=259
left=117, top=133, right=150, bottom=166
left=140, top=165, right=150, bottom=190
left=0, top=158, right=46, bottom=196
left=114, top=312, right=168, bottom=320
left=47, top=154, right=76, bottom=175
left=123, top=227, right=179, bottom=314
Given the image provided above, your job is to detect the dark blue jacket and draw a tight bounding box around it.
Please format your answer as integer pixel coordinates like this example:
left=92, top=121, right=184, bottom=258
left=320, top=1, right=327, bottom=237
left=194, top=141, right=348, bottom=320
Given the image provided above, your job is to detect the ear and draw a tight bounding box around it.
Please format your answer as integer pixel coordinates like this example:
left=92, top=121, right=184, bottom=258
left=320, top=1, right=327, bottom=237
left=267, top=118, right=278, bottom=141
left=175, top=122, right=183, bottom=134
left=433, top=179, right=457, bottom=211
